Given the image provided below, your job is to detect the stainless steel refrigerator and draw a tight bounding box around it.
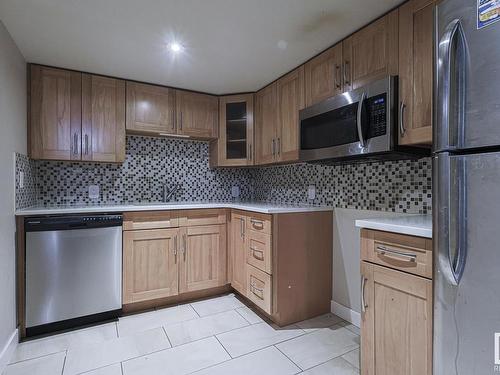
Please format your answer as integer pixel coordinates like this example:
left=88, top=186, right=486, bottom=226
left=434, top=0, right=500, bottom=374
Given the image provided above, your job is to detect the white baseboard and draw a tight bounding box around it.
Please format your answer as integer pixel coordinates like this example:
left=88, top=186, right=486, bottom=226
left=331, top=301, right=360, bottom=328
left=0, top=329, right=18, bottom=373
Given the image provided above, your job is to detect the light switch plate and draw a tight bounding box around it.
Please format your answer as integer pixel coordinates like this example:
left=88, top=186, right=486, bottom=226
left=308, top=185, right=316, bottom=200
left=19, top=171, right=24, bottom=189
left=231, top=185, right=240, bottom=198
left=89, top=185, right=100, bottom=199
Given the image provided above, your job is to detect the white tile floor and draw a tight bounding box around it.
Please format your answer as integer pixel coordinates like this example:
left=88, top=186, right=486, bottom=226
left=4, top=294, right=360, bottom=375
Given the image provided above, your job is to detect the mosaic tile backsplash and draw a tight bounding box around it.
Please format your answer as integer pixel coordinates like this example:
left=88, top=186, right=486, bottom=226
left=16, top=135, right=432, bottom=214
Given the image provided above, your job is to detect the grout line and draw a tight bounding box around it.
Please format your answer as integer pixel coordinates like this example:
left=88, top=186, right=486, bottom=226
left=214, top=335, right=233, bottom=358
left=189, top=304, right=201, bottom=318
left=61, top=350, right=67, bottom=375
left=120, top=362, right=124, bottom=375
left=8, top=349, right=69, bottom=365
left=115, top=322, right=120, bottom=338
left=162, top=326, right=173, bottom=348
left=273, top=344, right=302, bottom=371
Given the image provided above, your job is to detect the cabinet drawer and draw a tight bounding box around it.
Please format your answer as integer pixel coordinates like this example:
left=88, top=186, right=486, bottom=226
left=123, top=211, right=179, bottom=230
left=361, top=229, right=433, bottom=279
left=247, top=264, right=272, bottom=314
left=246, top=213, right=272, bottom=234
left=178, top=209, right=227, bottom=227
left=246, top=231, right=272, bottom=274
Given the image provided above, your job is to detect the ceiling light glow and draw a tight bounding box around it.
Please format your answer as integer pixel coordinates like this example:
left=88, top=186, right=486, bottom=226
left=169, top=42, right=182, bottom=53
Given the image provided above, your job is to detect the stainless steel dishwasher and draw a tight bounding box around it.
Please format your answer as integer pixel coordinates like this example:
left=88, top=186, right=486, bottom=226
left=25, top=214, right=123, bottom=336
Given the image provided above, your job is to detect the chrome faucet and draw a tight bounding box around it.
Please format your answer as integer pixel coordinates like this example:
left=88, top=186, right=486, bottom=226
left=163, top=184, right=181, bottom=203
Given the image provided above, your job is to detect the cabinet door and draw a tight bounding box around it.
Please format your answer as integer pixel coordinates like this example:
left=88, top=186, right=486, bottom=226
left=304, top=44, right=343, bottom=106
left=229, top=213, right=247, bottom=295
left=399, top=0, right=435, bottom=145
left=30, top=65, right=82, bottom=160
left=123, top=228, right=179, bottom=304
left=126, top=81, right=176, bottom=135
left=255, top=83, right=278, bottom=165
left=179, top=224, right=227, bottom=293
left=361, top=262, right=432, bottom=375
left=277, top=66, right=304, bottom=163
left=176, top=90, right=218, bottom=139
left=211, top=94, right=254, bottom=167
left=343, top=10, right=399, bottom=91
left=82, top=74, right=126, bottom=162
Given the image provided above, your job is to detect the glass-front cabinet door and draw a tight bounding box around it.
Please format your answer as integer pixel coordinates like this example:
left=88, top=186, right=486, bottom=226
left=210, top=94, right=254, bottom=167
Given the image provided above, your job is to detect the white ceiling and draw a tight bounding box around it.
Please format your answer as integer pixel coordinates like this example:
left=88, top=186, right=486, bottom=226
left=0, top=0, right=403, bottom=94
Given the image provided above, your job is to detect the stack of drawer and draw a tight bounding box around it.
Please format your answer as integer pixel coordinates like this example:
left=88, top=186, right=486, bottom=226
left=245, top=213, right=273, bottom=314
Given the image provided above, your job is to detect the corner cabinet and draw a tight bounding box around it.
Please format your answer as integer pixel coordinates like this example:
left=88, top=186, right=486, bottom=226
left=29, top=65, right=126, bottom=163
left=210, top=94, right=254, bottom=167
left=398, top=0, right=435, bottom=146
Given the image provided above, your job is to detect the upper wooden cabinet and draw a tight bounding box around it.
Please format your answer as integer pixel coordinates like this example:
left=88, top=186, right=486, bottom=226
left=304, top=43, right=343, bottom=107
left=82, top=74, right=126, bottom=163
left=126, top=81, right=176, bottom=135
left=255, top=83, right=278, bottom=165
left=399, top=0, right=435, bottom=146
left=29, top=65, right=126, bottom=163
left=29, top=65, right=82, bottom=161
left=343, top=10, right=399, bottom=91
left=176, top=90, right=218, bottom=139
left=210, top=94, right=254, bottom=167
left=277, top=66, right=304, bottom=163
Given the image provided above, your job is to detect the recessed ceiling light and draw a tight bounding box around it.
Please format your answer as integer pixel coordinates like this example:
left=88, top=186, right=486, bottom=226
left=169, top=42, right=182, bottom=53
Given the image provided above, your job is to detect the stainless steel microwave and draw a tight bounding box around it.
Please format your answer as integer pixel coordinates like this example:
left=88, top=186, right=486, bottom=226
left=299, top=76, right=427, bottom=164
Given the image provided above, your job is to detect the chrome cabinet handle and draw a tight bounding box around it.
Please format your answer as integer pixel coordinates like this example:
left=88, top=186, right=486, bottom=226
left=182, top=234, right=187, bottom=260
left=335, top=64, right=341, bottom=89
left=272, top=139, right=276, bottom=157
left=173, top=236, right=178, bottom=263
left=361, top=275, right=367, bottom=313
left=179, top=111, right=183, bottom=130
left=84, top=134, right=89, bottom=155
left=375, top=245, right=416, bottom=262
left=356, top=92, right=367, bottom=148
left=250, top=247, right=264, bottom=260
left=277, top=138, right=281, bottom=156
left=399, top=101, right=406, bottom=136
left=240, top=218, right=245, bottom=238
left=248, top=143, right=252, bottom=162
left=250, top=219, right=264, bottom=229
left=344, top=61, right=350, bottom=86
left=250, top=282, right=264, bottom=300
left=73, top=133, right=78, bottom=155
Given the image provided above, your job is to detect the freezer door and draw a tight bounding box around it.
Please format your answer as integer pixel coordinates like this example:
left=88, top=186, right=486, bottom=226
left=435, top=0, right=500, bottom=152
left=26, top=227, right=122, bottom=327
left=434, top=151, right=500, bottom=375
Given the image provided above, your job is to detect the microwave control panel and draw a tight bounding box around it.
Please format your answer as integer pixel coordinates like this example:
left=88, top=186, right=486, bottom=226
left=367, top=94, right=387, bottom=138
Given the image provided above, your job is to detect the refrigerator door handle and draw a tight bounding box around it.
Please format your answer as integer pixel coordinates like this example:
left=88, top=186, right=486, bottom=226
left=435, top=18, right=467, bottom=152
left=434, top=154, right=467, bottom=286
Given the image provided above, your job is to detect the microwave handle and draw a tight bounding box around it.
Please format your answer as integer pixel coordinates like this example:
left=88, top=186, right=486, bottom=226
left=357, top=92, right=367, bottom=148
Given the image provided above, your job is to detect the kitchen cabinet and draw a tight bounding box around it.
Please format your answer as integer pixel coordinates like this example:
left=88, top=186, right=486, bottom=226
left=229, top=212, right=247, bottom=295
left=276, top=67, right=305, bottom=163
left=304, top=43, right=343, bottom=106
left=360, top=229, right=432, bottom=375
left=82, top=74, right=126, bottom=162
left=343, top=10, right=399, bottom=91
left=210, top=94, right=254, bottom=167
left=179, top=224, right=227, bottom=293
left=123, top=228, right=179, bottom=304
left=255, top=83, right=278, bottom=165
left=176, top=90, right=218, bottom=139
left=29, top=65, right=82, bottom=160
left=126, top=81, right=176, bottom=135
left=399, top=0, right=435, bottom=146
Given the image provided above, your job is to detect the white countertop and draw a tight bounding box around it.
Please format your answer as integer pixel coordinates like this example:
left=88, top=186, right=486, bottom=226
left=15, top=201, right=333, bottom=216
left=355, top=215, right=432, bottom=238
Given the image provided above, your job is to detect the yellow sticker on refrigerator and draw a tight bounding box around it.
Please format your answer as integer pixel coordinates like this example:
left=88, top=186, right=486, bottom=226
left=478, top=0, right=500, bottom=29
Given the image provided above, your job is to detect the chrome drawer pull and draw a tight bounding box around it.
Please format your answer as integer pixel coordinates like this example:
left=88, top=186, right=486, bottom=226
left=250, top=219, right=264, bottom=229
left=361, top=276, right=367, bottom=313
left=250, top=282, right=264, bottom=300
left=251, top=247, right=264, bottom=260
left=375, top=245, right=417, bottom=262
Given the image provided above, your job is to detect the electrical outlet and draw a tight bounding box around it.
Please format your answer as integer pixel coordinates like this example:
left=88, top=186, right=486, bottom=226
left=307, top=185, right=316, bottom=200
left=88, top=185, right=100, bottom=199
left=231, top=185, right=240, bottom=198
left=19, top=171, right=24, bottom=189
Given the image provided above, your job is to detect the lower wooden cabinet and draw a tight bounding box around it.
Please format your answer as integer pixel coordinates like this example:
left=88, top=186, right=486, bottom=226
left=123, top=228, right=179, bottom=304
left=229, top=212, right=248, bottom=295
left=179, top=224, right=227, bottom=293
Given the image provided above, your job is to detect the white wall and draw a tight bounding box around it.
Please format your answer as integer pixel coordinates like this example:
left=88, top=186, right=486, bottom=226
left=0, top=20, right=26, bottom=362
left=332, top=208, right=405, bottom=325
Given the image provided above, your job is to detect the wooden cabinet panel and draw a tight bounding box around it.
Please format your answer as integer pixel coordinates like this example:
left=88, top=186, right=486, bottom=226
left=29, top=65, right=82, bottom=160
left=123, top=211, right=179, bottom=231
left=126, top=81, right=176, bottom=135
left=361, top=262, right=432, bottom=375
left=82, top=74, right=126, bottom=162
left=247, top=264, right=272, bottom=314
left=230, top=213, right=247, bottom=295
left=210, top=94, right=254, bottom=167
left=179, top=224, right=227, bottom=293
left=277, top=67, right=304, bottom=163
left=343, top=10, right=399, bottom=91
left=246, top=230, right=272, bottom=275
left=176, top=90, right=218, bottom=139
left=304, top=44, right=343, bottom=106
left=123, top=228, right=179, bottom=304
left=246, top=213, right=272, bottom=234
left=399, top=0, right=435, bottom=145
left=255, top=83, right=278, bottom=165
left=178, top=209, right=227, bottom=227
